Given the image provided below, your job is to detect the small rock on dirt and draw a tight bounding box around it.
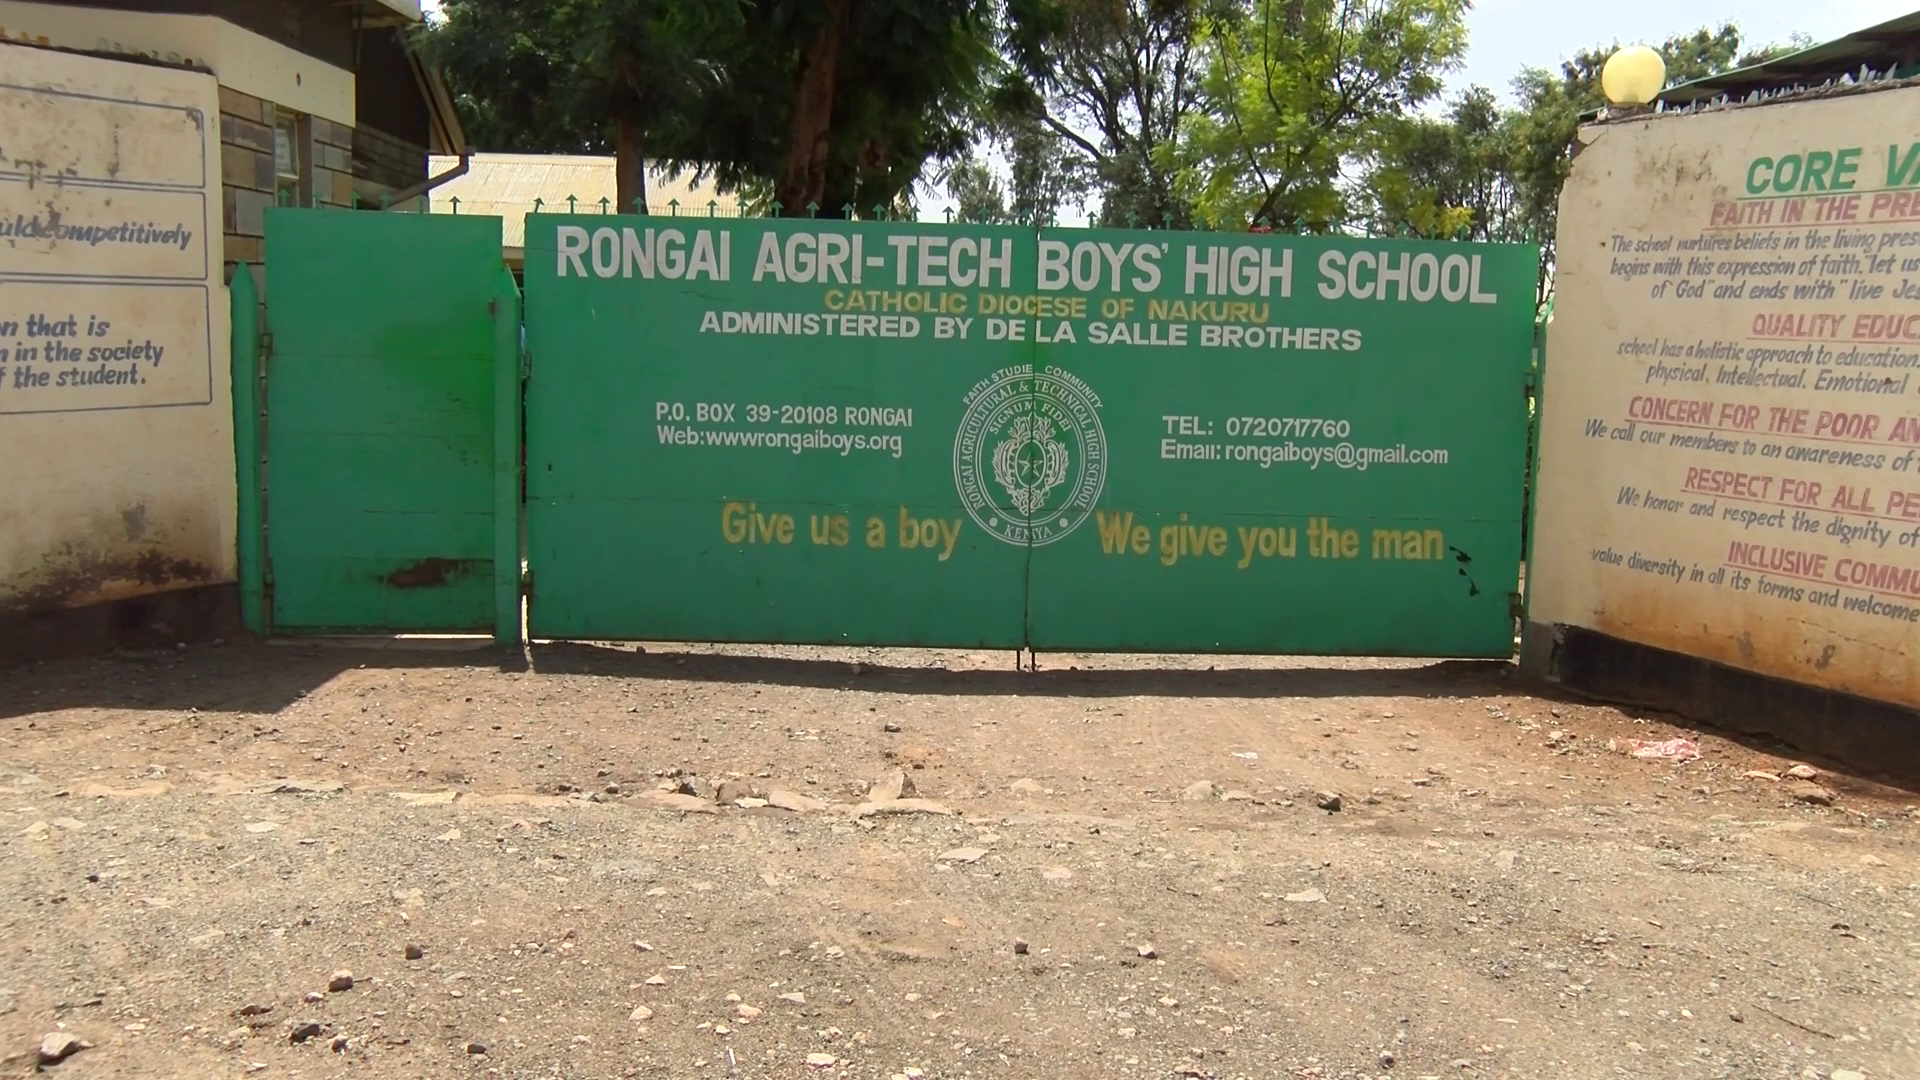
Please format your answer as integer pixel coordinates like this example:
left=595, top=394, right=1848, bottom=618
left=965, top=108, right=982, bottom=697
left=1379, top=1050, right=1395, bottom=1068
left=1315, top=791, right=1343, bottom=812
left=852, top=797, right=951, bottom=818
left=806, top=1053, right=838, bottom=1068
left=404, top=943, right=425, bottom=960
left=236, top=1004, right=273, bottom=1017
left=327, top=971, right=353, bottom=993
left=1009, top=778, right=1044, bottom=795
left=675, top=776, right=716, bottom=800
left=868, top=770, right=915, bottom=802
left=778, top=992, right=806, bottom=1005
left=629, top=1005, right=653, bottom=1021
left=939, top=847, right=988, bottom=864
left=464, top=1042, right=488, bottom=1055
left=1786, top=763, right=1820, bottom=780
left=1181, top=780, right=1218, bottom=801
left=289, top=1023, right=323, bottom=1044
left=1013, top=938, right=1030, bottom=955
left=882, top=722, right=902, bottom=733
left=1831, top=1069, right=1868, bottom=1080
left=1787, top=780, right=1835, bottom=806
left=1222, top=789, right=1254, bottom=802
left=638, top=791, right=719, bottom=814
left=767, top=790, right=828, bottom=813
left=1741, top=770, right=1781, bottom=782
left=38, top=1033, right=91, bottom=1065
left=737, top=1004, right=762, bottom=1019
left=1136, top=943, right=1158, bottom=959
left=1284, top=888, right=1326, bottom=903
left=714, top=779, right=758, bottom=805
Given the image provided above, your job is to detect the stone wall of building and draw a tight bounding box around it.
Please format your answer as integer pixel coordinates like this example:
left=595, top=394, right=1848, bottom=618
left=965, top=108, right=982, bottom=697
left=215, top=84, right=427, bottom=277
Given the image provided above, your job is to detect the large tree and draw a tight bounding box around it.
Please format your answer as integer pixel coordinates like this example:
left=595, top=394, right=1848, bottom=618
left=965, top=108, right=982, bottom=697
left=1175, top=0, right=1469, bottom=231
left=678, top=0, right=1003, bottom=217
left=423, top=0, right=739, bottom=214
left=997, top=0, right=1233, bottom=227
left=426, top=0, right=1005, bottom=219
left=1359, top=86, right=1520, bottom=241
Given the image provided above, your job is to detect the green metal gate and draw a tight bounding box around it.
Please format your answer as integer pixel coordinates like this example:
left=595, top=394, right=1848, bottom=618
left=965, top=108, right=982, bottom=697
left=242, top=209, right=520, bottom=638
left=519, top=216, right=1536, bottom=656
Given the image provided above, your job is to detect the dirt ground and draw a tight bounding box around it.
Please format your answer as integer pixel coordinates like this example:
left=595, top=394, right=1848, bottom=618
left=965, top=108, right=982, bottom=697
left=1, top=641, right=1916, bottom=1080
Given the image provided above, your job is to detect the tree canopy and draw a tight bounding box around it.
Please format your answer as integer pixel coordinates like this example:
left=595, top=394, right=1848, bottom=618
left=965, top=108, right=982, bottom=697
left=423, top=0, right=1815, bottom=281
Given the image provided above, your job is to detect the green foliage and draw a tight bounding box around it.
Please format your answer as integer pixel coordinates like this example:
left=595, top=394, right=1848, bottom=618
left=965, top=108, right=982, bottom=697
left=426, top=0, right=1005, bottom=218
left=422, top=0, right=740, bottom=210
left=1175, top=0, right=1469, bottom=231
left=999, top=0, right=1235, bottom=227
left=946, top=155, right=1010, bottom=222
left=1361, top=86, right=1518, bottom=240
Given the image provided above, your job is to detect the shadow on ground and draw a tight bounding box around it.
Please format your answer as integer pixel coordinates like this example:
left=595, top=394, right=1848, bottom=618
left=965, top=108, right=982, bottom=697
left=527, top=641, right=1525, bottom=700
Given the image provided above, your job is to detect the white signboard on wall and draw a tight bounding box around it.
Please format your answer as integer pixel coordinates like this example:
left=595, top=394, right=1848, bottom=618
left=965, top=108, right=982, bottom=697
left=1532, top=87, right=1920, bottom=709
left=0, top=42, right=233, bottom=613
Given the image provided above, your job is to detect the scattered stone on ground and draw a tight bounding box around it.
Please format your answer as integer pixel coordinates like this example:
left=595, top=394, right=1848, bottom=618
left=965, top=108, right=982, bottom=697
left=1788, top=780, right=1836, bottom=806
left=38, top=1033, right=90, bottom=1065
left=867, top=770, right=915, bottom=801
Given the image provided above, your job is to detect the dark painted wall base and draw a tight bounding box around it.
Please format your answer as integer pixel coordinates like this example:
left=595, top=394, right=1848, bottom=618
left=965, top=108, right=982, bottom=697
left=0, top=584, right=242, bottom=665
left=1521, top=620, right=1920, bottom=790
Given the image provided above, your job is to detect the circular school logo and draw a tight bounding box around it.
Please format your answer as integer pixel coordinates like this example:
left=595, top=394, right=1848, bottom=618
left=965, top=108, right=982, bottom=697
left=952, top=365, right=1107, bottom=547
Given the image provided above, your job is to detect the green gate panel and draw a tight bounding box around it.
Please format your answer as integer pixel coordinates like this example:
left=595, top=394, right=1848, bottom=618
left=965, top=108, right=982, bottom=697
left=521, top=216, right=1536, bottom=654
left=263, top=209, right=505, bottom=633
left=1025, top=228, right=1536, bottom=656
left=522, top=218, right=1034, bottom=645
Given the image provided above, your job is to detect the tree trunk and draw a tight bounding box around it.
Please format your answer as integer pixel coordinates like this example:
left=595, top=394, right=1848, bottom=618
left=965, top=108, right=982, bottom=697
left=777, top=0, right=848, bottom=216
left=616, top=113, right=648, bottom=215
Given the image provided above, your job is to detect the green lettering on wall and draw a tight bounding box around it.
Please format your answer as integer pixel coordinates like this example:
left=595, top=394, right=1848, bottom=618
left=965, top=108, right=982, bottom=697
left=1886, top=143, right=1920, bottom=187
left=1746, top=156, right=1774, bottom=195
left=1833, top=146, right=1861, bottom=189
left=1803, top=150, right=1834, bottom=191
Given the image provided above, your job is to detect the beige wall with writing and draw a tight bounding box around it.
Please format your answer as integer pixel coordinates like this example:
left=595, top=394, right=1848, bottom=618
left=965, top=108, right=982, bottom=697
left=1533, top=87, right=1920, bottom=707
left=0, top=42, right=235, bottom=615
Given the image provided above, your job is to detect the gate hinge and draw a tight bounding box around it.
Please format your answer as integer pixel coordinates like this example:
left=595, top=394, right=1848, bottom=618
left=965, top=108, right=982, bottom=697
left=520, top=568, right=533, bottom=597
left=1508, top=591, right=1524, bottom=621
left=259, top=330, right=273, bottom=358
left=520, top=348, right=531, bottom=380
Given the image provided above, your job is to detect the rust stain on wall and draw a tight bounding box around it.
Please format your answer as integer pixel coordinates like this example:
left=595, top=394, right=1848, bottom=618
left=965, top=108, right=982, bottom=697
left=1589, top=580, right=1920, bottom=711
left=1, top=526, right=220, bottom=618
left=384, top=558, right=481, bottom=590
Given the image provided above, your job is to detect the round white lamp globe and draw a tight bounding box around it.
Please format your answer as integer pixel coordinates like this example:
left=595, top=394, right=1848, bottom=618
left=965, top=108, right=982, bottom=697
left=1602, top=45, right=1667, bottom=106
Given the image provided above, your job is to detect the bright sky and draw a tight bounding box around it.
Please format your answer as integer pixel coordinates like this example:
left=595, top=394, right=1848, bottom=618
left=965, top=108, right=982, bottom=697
left=1456, top=0, right=1916, bottom=100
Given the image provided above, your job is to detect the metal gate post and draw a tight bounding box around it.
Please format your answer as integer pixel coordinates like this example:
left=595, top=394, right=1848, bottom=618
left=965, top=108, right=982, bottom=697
left=229, top=265, right=267, bottom=636
left=491, top=268, right=524, bottom=647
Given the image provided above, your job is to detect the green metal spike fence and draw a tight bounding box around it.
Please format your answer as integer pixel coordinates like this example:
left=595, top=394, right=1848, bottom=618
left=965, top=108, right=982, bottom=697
left=242, top=204, right=1537, bottom=656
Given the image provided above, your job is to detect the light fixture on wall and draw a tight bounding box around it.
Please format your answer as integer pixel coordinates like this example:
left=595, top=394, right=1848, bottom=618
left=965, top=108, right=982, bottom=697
left=1602, top=45, right=1667, bottom=108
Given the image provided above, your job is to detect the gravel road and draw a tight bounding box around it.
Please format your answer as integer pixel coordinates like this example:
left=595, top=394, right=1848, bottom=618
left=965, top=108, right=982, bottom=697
left=1, top=641, right=1915, bottom=1079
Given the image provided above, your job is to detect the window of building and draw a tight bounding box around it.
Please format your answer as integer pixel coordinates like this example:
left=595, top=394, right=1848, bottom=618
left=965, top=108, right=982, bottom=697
left=273, top=109, right=309, bottom=207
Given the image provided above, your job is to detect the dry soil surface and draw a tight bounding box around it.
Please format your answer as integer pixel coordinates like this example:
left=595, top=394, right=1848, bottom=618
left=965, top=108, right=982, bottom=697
left=1, top=641, right=1917, bottom=1080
